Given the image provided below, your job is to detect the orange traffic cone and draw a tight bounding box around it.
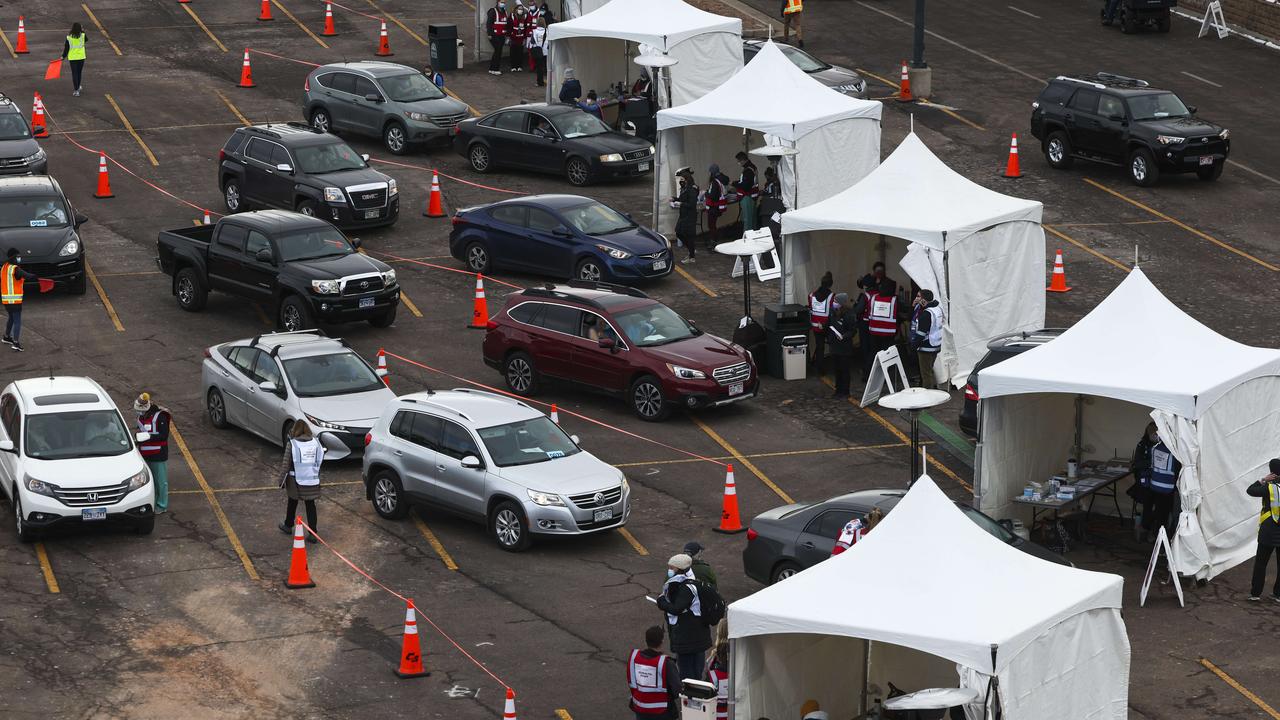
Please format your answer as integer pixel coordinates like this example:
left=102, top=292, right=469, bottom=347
left=30, top=93, right=48, bottom=139
left=1003, top=133, right=1022, bottom=178
left=394, top=599, right=431, bottom=678
left=375, top=19, right=393, bottom=56
left=1047, top=249, right=1072, bottom=293
left=284, top=516, right=316, bottom=589
left=238, top=49, right=256, bottom=88
left=203, top=210, right=212, bottom=225
left=375, top=348, right=390, bottom=385
left=14, top=16, right=28, bottom=55
left=321, top=3, right=337, bottom=36
left=423, top=170, right=446, bottom=217
left=178, top=0, right=191, bottom=4
left=550, top=404, right=559, bottom=424
left=257, top=0, right=274, bottom=21
left=93, top=153, right=114, bottom=199
left=897, top=60, right=913, bottom=102
left=503, top=688, right=518, bottom=719
left=713, top=464, right=745, bottom=534
left=469, top=274, right=489, bottom=329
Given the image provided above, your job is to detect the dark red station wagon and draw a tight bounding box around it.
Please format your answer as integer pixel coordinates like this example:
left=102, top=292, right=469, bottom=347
left=482, top=282, right=759, bottom=421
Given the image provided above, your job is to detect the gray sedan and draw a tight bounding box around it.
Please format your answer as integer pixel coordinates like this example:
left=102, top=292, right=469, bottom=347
left=743, top=39, right=867, bottom=98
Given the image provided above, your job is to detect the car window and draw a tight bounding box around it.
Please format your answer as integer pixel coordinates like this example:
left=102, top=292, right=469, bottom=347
left=803, top=509, right=860, bottom=538
left=540, top=305, right=582, bottom=335
left=560, top=201, right=635, bottom=235
left=1068, top=89, right=1100, bottom=114
left=1098, top=94, right=1125, bottom=118
left=270, top=144, right=293, bottom=168
left=229, top=346, right=258, bottom=377
left=390, top=410, right=413, bottom=439
left=490, top=205, right=526, bottom=226
left=222, top=133, right=246, bottom=154
left=314, top=72, right=338, bottom=90
left=295, top=142, right=366, bottom=174
left=529, top=114, right=555, bottom=138
left=550, top=111, right=610, bottom=139
left=508, top=302, right=545, bottom=326
left=353, top=76, right=378, bottom=98
left=282, top=352, right=384, bottom=397
left=526, top=208, right=561, bottom=232
left=578, top=312, right=619, bottom=344
left=253, top=352, right=283, bottom=386
left=778, top=43, right=829, bottom=73
left=0, top=394, right=18, bottom=445
left=492, top=111, right=527, bottom=133
left=0, top=114, right=31, bottom=140
left=328, top=72, right=356, bottom=94
left=215, top=224, right=248, bottom=252
left=439, top=420, right=481, bottom=460
left=245, top=230, right=271, bottom=259
left=614, top=304, right=698, bottom=347
left=25, top=409, right=132, bottom=460
left=0, top=197, right=70, bottom=228
left=1128, top=92, right=1190, bottom=121
left=245, top=138, right=275, bottom=164
left=276, top=226, right=355, bottom=262
left=1038, top=83, right=1073, bottom=106
left=957, top=504, right=1015, bottom=544
left=379, top=72, right=445, bottom=102
left=478, top=416, right=580, bottom=467
left=408, top=413, right=444, bottom=450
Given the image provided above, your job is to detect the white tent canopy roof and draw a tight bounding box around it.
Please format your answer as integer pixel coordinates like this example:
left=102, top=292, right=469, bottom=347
left=655, top=40, right=882, bottom=140
left=979, top=269, right=1280, bottom=418
left=545, top=0, right=741, bottom=50
left=780, top=133, right=1043, bottom=249
left=728, top=475, right=1123, bottom=673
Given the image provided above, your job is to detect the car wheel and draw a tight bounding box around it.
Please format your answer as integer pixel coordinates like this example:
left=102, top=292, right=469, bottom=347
left=68, top=270, right=87, bottom=296
left=295, top=199, right=319, bottom=218
left=223, top=178, right=244, bottom=213
left=630, top=375, right=670, bottom=422
left=310, top=107, right=333, bottom=134
left=279, top=295, right=314, bottom=332
left=384, top=122, right=409, bottom=155
left=175, top=268, right=207, bottom=312
left=490, top=500, right=531, bottom=552
left=504, top=351, right=541, bottom=395
left=465, top=241, right=492, bottom=274
left=1128, top=148, right=1159, bottom=187
left=1044, top=131, right=1074, bottom=169
left=1196, top=161, right=1224, bottom=181
left=771, top=560, right=802, bottom=585
left=368, top=305, right=397, bottom=328
left=371, top=470, right=410, bottom=520
left=281, top=419, right=296, bottom=448
left=575, top=258, right=604, bottom=282
left=565, top=157, right=591, bottom=186
left=14, top=494, right=34, bottom=543
left=207, top=387, right=230, bottom=429
left=1120, top=8, right=1137, bottom=33
left=469, top=143, right=492, bottom=173
left=135, top=516, right=155, bottom=535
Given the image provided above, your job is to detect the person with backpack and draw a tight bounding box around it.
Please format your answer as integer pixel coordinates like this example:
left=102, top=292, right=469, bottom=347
left=683, top=540, right=718, bottom=589
left=656, top=553, right=720, bottom=680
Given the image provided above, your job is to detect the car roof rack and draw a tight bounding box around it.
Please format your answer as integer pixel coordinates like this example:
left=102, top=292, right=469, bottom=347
left=249, top=328, right=328, bottom=349
left=985, top=327, right=1069, bottom=350
left=449, top=387, right=533, bottom=411
left=243, top=122, right=324, bottom=139
left=1055, top=73, right=1150, bottom=91
left=408, top=397, right=472, bottom=422
left=565, top=280, right=649, bottom=298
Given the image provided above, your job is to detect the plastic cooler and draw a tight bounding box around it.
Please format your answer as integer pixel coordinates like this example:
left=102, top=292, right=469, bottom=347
left=680, top=679, right=719, bottom=720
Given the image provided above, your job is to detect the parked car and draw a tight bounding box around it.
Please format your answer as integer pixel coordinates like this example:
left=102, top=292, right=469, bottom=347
left=1030, top=73, right=1230, bottom=186
left=219, top=123, right=399, bottom=229
left=0, top=376, right=156, bottom=540
left=202, top=330, right=395, bottom=456
left=450, top=194, right=672, bottom=283
left=0, top=93, right=47, bottom=175
left=363, top=388, right=631, bottom=551
left=302, top=61, right=471, bottom=154
left=0, top=176, right=87, bottom=294
left=453, top=103, right=655, bottom=186
left=1100, top=0, right=1174, bottom=33
left=742, top=488, right=1069, bottom=584
left=742, top=39, right=867, bottom=98
left=958, top=329, right=1064, bottom=438
left=483, top=282, right=758, bottom=421
left=156, top=210, right=400, bottom=331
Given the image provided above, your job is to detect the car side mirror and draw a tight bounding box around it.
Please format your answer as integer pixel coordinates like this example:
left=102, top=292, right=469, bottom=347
left=258, top=381, right=279, bottom=394
left=365, top=93, right=383, bottom=103
left=623, top=121, right=637, bottom=136
left=135, top=432, right=151, bottom=442
left=275, top=163, right=293, bottom=174
left=460, top=455, right=483, bottom=469
left=1186, top=105, right=1197, bottom=114
left=570, top=434, right=580, bottom=445
left=255, top=247, right=275, bottom=264
left=350, top=237, right=362, bottom=249
left=0, top=439, right=15, bottom=452
left=361, top=153, right=370, bottom=162
left=74, top=212, right=88, bottom=227
left=552, top=227, right=571, bottom=238
left=597, top=337, right=616, bottom=350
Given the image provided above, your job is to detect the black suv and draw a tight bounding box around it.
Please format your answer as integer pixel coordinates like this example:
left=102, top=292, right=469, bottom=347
left=219, top=123, right=399, bottom=229
left=0, top=176, right=87, bottom=294
left=959, top=328, right=1065, bottom=438
left=1030, top=73, right=1229, bottom=186
left=0, top=94, right=46, bottom=176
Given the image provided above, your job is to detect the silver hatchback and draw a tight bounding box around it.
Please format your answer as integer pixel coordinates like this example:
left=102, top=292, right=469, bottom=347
left=362, top=389, right=631, bottom=551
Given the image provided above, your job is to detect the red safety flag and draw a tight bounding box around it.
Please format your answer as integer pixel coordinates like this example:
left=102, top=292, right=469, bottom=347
left=37, top=278, right=55, bottom=293
left=45, top=59, right=62, bottom=80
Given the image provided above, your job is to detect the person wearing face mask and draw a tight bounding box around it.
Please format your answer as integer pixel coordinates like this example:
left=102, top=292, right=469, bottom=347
left=1, top=247, right=42, bottom=352
left=704, top=164, right=730, bottom=248
left=732, top=151, right=759, bottom=232
left=508, top=4, right=529, bottom=73
left=1130, top=422, right=1180, bottom=542
left=669, top=166, right=699, bottom=264
left=530, top=16, right=549, bottom=87
left=133, top=392, right=171, bottom=514
left=485, top=0, right=509, bottom=76
left=655, top=553, right=712, bottom=680
left=910, top=289, right=943, bottom=388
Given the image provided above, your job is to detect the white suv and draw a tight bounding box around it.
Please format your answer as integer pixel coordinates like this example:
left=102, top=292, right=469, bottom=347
left=362, top=388, right=630, bottom=551
left=0, top=376, right=155, bottom=541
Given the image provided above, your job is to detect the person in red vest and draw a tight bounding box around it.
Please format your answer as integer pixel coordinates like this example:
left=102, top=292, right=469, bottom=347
left=628, top=625, right=680, bottom=719
left=507, top=4, right=529, bottom=73
left=704, top=164, right=730, bottom=248
left=133, top=392, right=171, bottom=513
left=865, top=278, right=903, bottom=381
left=485, top=0, right=509, bottom=75
left=807, top=271, right=835, bottom=372
left=705, top=642, right=729, bottom=720
left=831, top=508, right=882, bottom=555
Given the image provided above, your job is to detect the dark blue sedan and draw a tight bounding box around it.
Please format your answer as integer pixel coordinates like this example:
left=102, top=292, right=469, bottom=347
left=448, top=194, right=673, bottom=284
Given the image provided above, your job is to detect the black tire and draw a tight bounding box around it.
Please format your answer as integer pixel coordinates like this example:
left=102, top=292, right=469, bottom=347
left=575, top=257, right=605, bottom=283
left=490, top=500, right=531, bottom=552
left=207, top=387, right=230, bottom=429
left=565, top=157, right=591, bottom=186
left=468, top=143, right=492, bottom=173
left=630, top=375, right=670, bottom=422
left=371, top=470, right=410, bottom=520
left=368, top=305, right=397, bottom=328
left=504, top=351, right=540, bottom=395
left=135, top=516, right=155, bottom=536
left=175, top=267, right=207, bottom=312
left=1120, top=8, right=1137, bottom=33
left=464, top=241, right=492, bottom=274
left=223, top=177, right=245, bottom=213
left=383, top=122, right=409, bottom=155
left=1157, top=9, right=1171, bottom=32
left=1044, top=131, right=1074, bottom=169
left=1196, top=161, right=1224, bottom=181
left=1128, top=147, right=1159, bottom=187
left=770, top=560, right=802, bottom=585
left=310, top=107, right=333, bottom=135
left=295, top=199, right=319, bottom=218
left=68, top=270, right=87, bottom=295
left=13, top=494, right=35, bottom=543
left=279, top=295, right=314, bottom=332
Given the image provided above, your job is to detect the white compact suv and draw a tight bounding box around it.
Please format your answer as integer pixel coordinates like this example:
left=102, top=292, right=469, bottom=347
left=362, top=388, right=630, bottom=551
left=0, top=376, right=155, bottom=540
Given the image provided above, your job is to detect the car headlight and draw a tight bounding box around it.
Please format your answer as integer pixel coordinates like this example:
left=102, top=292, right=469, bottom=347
left=596, top=244, right=631, bottom=260
left=1219, top=128, right=1230, bottom=140
left=387, top=178, right=398, bottom=197
left=599, top=153, right=624, bottom=163
left=620, top=476, right=629, bottom=494
left=648, top=145, right=656, bottom=156
left=22, top=148, right=45, bottom=164
left=1156, top=135, right=1185, bottom=145
left=381, top=269, right=397, bottom=286
left=24, top=474, right=59, bottom=497
left=125, top=468, right=151, bottom=492
left=305, top=414, right=349, bottom=432
left=311, top=279, right=340, bottom=295
left=58, top=238, right=80, bottom=257
left=404, top=111, right=432, bottom=123
left=666, top=363, right=706, bottom=380
left=323, top=186, right=345, bottom=203
left=527, top=489, right=566, bottom=506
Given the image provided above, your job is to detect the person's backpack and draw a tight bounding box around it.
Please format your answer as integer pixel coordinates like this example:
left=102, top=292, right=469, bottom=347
left=688, top=579, right=725, bottom=626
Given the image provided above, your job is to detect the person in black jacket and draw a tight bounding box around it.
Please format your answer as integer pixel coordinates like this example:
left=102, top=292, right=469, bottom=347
left=670, top=167, right=699, bottom=263
left=1129, top=422, right=1159, bottom=541
left=656, top=553, right=711, bottom=681
left=1247, top=459, right=1280, bottom=602
left=559, top=67, right=582, bottom=103
left=826, top=293, right=855, bottom=398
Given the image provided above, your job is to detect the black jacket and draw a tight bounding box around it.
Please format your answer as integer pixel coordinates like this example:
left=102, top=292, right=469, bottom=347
left=734, top=161, right=757, bottom=193
left=673, top=181, right=699, bottom=233
left=826, top=307, right=857, bottom=356
left=1131, top=435, right=1157, bottom=480
left=559, top=78, right=582, bottom=103
left=656, top=577, right=712, bottom=654
left=138, top=408, right=171, bottom=462
left=485, top=8, right=508, bottom=39
left=1248, top=480, right=1280, bottom=546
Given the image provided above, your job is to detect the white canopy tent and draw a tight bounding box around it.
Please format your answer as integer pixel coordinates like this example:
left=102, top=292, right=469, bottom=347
left=472, top=0, right=608, bottom=63
left=652, top=40, right=881, bottom=235
left=729, top=475, right=1129, bottom=720
left=976, top=269, right=1280, bottom=580
left=780, top=133, right=1046, bottom=387
left=544, top=0, right=742, bottom=108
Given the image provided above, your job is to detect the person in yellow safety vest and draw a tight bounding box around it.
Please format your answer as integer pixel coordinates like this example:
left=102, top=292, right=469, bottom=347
left=1247, top=459, right=1280, bottom=602
left=2, top=247, right=41, bottom=353
left=782, top=0, right=804, bottom=48
left=62, top=23, right=89, bottom=97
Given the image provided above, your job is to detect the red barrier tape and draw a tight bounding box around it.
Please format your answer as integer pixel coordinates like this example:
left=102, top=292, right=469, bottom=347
left=246, top=47, right=321, bottom=68
left=327, top=0, right=382, bottom=22
left=369, top=157, right=525, bottom=196
left=367, top=250, right=525, bottom=289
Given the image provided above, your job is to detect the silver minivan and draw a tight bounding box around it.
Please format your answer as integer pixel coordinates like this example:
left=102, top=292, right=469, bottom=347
left=362, top=389, right=631, bottom=551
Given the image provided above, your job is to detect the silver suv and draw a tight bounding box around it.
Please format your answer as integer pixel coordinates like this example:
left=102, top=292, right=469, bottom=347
left=303, top=61, right=471, bottom=155
left=362, top=389, right=631, bottom=551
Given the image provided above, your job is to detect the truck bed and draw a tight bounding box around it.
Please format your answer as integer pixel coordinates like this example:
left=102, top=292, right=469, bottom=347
left=156, top=224, right=215, bottom=276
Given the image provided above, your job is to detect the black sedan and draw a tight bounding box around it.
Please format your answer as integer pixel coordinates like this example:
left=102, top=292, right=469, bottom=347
left=742, top=488, right=1069, bottom=585
left=452, top=103, right=654, bottom=187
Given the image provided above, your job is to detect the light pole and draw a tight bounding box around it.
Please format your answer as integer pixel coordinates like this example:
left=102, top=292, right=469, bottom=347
left=909, top=0, right=931, bottom=99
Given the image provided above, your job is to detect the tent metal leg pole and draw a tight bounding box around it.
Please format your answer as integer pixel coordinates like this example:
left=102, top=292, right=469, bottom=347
left=909, top=410, right=920, bottom=487
left=860, top=637, right=872, bottom=718
left=652, top=129, right=663, bottom=239
left=1074, top=394, right=1084, bottom=461
left=728, top=638, right=737, bottom=720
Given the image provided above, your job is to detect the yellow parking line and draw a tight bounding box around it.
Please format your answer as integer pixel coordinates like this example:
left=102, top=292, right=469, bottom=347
left=616, top=527, right=649, bottom=556
left=555, top=711, right=574, bottom=720
left=84, top=259, right=125, bottom=332
left=169, top=480, right=363, bottom=495
left=413, top=513, right=459, bottom=570
left=51, top=121, right=277, bottom=135
left=181, top=3, right=229, bottom=53
left=1083, top=178, right=1279, bottom=272
left=34, top=543, right=60, bottom=593
left=0, top=26, right=15, bottom=59
left=104, top=94, right=158, bottom=167
left=675, top=265, right=717, bottom=298
left=82, top=4, right=123, bottom=56
left=919, top=99, right=985, bottom=131
left=216, top=90, right=251, bottom=126
left=94, top=270, right=162, bottom=277
left=613, top=442, right=926, bottom=468
left=857, top=67, right=899, bottom=90
left=171, top=425, right=261, bottom=581
left=271, top=0, right=330, bottom=49
left=1043, top=224, right=1130, bottom=273
left=690, top=416, right=795, bottom=504
left=364, top=0, right=427, bottom=45
left=252, top=303, right=273, bottom=327
left=1200, top=659, right=1280, bottom=719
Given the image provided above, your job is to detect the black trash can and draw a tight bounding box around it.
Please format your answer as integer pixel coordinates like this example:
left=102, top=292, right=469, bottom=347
left=429, top=24, right=459, bottom=71
left=761, top=303, right=809, bottom=378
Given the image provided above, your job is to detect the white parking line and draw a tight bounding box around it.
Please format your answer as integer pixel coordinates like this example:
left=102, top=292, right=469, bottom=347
left=1008, top=6, right=1040, bottom=19
left=1180, top=70, right=1223, bottom=88
left=1228, top=159, right=1280, bottom=186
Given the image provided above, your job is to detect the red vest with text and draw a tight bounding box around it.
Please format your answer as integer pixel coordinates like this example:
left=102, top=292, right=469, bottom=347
left=867, top=293, right=897, bottom=336
left=708, top=663, right=729, bottom=719
left=808, top=291, right=833, bottom=332
left=628, top=649, right=671, bottom=715
left=488, top=8, right=508, bottom=37
left=137, top=410, right=168, bottom=459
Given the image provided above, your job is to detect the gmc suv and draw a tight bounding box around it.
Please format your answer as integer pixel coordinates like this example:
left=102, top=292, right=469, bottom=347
left=1030, top=73, right=1230, bottom=186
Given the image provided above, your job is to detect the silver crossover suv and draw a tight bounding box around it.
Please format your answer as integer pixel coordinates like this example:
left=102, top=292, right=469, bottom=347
left=201, top=330, right=395, bottom=457
left=363, top=389, right=631, bottom=551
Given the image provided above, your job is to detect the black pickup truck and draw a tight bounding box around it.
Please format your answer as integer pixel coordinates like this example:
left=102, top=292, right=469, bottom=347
left=157, top=209, right=400, bottom=331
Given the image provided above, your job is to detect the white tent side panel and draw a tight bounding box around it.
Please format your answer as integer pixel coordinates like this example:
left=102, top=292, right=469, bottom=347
left=773, top=117, right=881, bottom=211
left=781, top=230, right=910, bottom=305
left=665, top=32, right=743, bottom=107
left=977, top=393, right=1076, bottom=520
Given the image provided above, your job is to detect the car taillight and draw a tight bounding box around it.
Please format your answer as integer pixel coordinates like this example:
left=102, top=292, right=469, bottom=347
left=746, top=528, right=758, bottom=542
left=202, top=348, right=211, bottom=358
left=451, top=213, right=467, bottom=226
left=218, top=149, right=225, bottom=163
left=485, top=320, right=498, bottom=331
left=304, top=75, right=310, bottom=92
left=364, top=432, right=373, bottom=446
left=963, top=384, right=979, bottom=402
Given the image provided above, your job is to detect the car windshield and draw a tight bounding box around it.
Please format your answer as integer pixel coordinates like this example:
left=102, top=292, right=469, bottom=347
left=294, top=142, right=366, bottom=173
left=477, top=416, right=581, bottom=467
left=957, top=504, right=1016, bottom=544
left=283, top=352, right=385, bottom=397
left=0, top=197, right=68, bottom=228
left=1129, top=92, right=1190, bottom=120
left=614, top=304, right=699, bottom=346
left=379, top=72, right=445, bottom=102
left=561, top=201, right=634, bottom=235
left=276, top=227, right=354, bottom=262
left=25, top=410, right=132, bottom=460
left=551, top=112, right=611, bottom=139
left=779, top=44, right=830, bottom=73
left=0, top=114, right=31, bottom=140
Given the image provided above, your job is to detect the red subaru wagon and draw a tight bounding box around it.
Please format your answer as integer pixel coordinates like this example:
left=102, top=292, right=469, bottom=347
left=482, top=282, right=759, bottom=421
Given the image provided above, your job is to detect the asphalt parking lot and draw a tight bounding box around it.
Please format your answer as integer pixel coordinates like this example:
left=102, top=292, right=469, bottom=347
left=1, top=0, right=1278, bottom=718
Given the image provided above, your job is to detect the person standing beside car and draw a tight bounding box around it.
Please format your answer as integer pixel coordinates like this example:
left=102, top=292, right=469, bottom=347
left=133, top=392, right=171, bottom=514
left=508, top=4, right=529, bottom=74
left=485, top=0, right=509, bottom=76
left=2, top=247, right=41, bottom=353
left=278, top=422, right=324, bottom=542
left=656, top=553, right=712, bottom=680
left=1247, top=460, right=1280, bottom=602
left=62, top=23, right=88, bottom=97
left=530, top=16, right=549, bottom=87
left=781, top=0, right=804, bottom=48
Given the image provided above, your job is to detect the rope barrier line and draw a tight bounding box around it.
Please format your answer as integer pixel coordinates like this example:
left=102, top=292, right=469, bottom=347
left=369, top=157, right=525, bottom=195
left=366, top=249, right=524, bottom=289
left=327, top=0, right=382, bottom=22
left=245, top=47, right=322, bottom=67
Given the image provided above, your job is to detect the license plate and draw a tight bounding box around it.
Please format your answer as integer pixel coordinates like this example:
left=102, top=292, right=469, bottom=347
left=729, top=382, right=744, bottom=396
left=82, top=507, right=107, bottom=521
left=593, top=508, right=614, bottom=523
left=359, top=297, right=375, bottom=309
left=652, top=260, right=667, bottom=271
left=638, top=162, right=650, bottom=171
left=364, top=209, right=381, bottom=219
left=1199, top=156, right=1214, bottom=166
